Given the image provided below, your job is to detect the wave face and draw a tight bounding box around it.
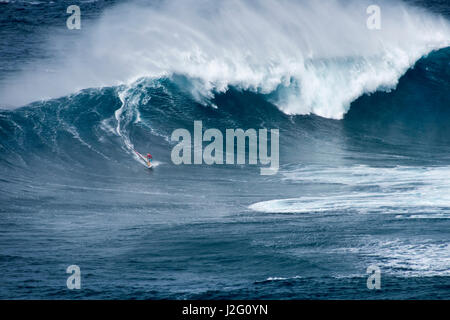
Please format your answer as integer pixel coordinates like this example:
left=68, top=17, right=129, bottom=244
left=1, top=0, right=449, bottom=120
left=1, top=46, right=449, bottom=174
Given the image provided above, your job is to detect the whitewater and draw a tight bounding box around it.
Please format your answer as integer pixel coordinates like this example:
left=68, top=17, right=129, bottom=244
left=0, top=0, right=449, bottom=119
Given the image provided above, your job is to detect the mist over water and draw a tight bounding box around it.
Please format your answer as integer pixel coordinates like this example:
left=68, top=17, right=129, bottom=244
left=1, top=0, right=449, bottom=119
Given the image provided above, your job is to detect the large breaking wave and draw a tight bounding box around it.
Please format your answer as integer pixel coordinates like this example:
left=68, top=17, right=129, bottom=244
left=0, top=46, right=449, bottom=174
left=0, top=0, right=449, bottom=119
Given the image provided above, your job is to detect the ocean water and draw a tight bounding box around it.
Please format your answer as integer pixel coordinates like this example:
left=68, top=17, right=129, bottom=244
left=0, top=0, right=449, bottom=299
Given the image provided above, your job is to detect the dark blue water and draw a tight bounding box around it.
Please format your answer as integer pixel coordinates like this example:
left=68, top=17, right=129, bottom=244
left=0, top=0, right=449, bottom=299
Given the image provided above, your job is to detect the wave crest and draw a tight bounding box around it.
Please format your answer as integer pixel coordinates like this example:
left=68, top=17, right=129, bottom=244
left=1, top=0, right=449, bottom=119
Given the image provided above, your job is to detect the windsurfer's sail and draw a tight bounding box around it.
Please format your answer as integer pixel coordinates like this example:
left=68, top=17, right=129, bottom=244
left=134, top=150, right=152, bottom=168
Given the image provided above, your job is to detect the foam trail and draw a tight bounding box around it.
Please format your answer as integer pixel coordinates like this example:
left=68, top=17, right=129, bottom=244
left=113, top=84, right=150, bottom=167
left=114, top=80, right=163, bottom=166
left=1, top=0, right=449, bottom=119
left=114, top=89, right=135, bottom=152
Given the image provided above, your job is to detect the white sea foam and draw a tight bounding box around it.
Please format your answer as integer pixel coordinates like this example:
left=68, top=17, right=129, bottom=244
left=1, top=0, right=449, bottom=119
left=263, top=275, right=302, bottom=282
left=249, top=165, right=450, bottom=215
left=339, top=238, right=450, bottom=277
